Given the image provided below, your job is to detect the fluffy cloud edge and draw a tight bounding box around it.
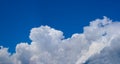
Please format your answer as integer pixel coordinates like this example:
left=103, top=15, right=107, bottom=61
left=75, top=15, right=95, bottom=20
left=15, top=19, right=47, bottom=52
left=0, top=17, right=120, bottom=64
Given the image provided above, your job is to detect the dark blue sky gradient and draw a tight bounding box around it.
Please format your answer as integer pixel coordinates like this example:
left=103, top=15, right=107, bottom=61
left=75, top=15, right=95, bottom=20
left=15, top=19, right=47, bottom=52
left=0, top=0, right=120, bottom=52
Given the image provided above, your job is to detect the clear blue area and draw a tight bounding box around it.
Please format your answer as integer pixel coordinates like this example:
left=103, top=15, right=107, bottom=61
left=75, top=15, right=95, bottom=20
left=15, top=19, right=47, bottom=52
left=0, top=0, right=120, bottom=52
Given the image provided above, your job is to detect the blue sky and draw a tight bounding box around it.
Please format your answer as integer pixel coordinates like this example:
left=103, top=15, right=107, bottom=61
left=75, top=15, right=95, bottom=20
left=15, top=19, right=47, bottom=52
left=0, top=0, right=120, bottom=52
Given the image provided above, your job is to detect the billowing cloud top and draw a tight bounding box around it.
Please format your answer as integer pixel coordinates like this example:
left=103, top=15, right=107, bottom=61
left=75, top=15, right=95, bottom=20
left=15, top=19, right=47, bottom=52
left=0, top=17, right=120, bottom=64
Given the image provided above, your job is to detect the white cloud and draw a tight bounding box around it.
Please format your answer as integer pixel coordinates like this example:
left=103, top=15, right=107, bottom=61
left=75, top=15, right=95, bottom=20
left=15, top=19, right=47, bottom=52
left=0, top=46, right=12, bottom=64
left=0, top=17, right=120, bottom=64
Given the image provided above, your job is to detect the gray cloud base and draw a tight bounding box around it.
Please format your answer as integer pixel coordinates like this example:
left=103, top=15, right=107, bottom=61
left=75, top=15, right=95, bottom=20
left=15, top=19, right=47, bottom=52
left=0, top=17, right=120, bottom=64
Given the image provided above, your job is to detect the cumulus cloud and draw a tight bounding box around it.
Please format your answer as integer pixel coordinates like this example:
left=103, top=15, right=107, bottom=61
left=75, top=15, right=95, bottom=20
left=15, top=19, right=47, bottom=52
left=0, top=17, right=120, bottom=64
